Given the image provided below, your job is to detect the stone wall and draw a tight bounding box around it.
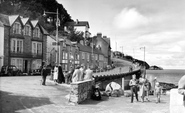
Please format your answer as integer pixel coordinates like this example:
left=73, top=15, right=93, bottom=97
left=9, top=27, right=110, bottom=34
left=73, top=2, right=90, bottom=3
left=69, top=80, right=94, bottom=104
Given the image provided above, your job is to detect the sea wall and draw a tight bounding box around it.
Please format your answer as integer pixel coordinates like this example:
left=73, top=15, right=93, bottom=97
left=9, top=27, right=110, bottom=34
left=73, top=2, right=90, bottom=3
left=69, top=80, right=94, bottom=104
left=170, top=89, right=185, bottom=113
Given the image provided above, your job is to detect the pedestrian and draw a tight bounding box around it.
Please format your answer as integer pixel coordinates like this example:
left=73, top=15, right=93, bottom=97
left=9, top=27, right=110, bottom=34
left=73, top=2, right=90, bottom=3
left=58, top=64, right=65, bottom=84
left=139, top=73, right=147, bottom=102
left=145, top=76, right=151, bottom=101
left=41, top=65, right=48, bottom=85
left=79, top=65, right=85, bottom=81
left=129, top=74, right=139, bottom=103
left=105, top=81, right=122, bottom=97
left=84, top=66, right=93, bottom=81
left=53, top=64, right=59, bottom=85
left=152, top=77, right=158, bottom=95
left=72, top=66, right=81, bottom=83
left=66, top=66, right=74, bottom=84
left=178, top=75, right=185, bottom=106
left=155, top=82, right=162, bottom=103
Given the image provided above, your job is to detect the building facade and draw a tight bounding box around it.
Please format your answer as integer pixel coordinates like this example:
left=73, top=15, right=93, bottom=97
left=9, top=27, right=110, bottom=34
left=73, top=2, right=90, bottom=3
left=0, top=14, right=48, bottom=73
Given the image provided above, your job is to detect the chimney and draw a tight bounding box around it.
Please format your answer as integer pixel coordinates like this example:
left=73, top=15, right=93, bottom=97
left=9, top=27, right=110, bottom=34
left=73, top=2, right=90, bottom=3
left=103, top=36, right=107, bottom=38
left=97, top=33, right=102, bottom=38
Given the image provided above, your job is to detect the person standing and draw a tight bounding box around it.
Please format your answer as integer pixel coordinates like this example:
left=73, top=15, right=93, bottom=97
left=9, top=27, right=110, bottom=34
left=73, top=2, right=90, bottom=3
left=72, top=66, right=81, bottom=83
left=178, top=75, right=185, bottom=106
left=84, top=66, right=93, bottom=81
left=139, top=73, right=147, bottom=102
left=41, top=65, right=48, bottom=85
left=79, top=65, right=85, bottom=81
left=129, top=74, right=139, bottom=103
left=53, top=65, right=59, bottom=85
left=155, top=82, right=162, bottom=103
left=58, top=64, right=65, bottom=84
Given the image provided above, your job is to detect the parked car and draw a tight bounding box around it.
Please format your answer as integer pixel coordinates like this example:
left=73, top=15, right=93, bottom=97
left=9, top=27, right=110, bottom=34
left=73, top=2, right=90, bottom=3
left=32, top=67, right=42, bottom=75
left=0, top=65, right=22, bottom=76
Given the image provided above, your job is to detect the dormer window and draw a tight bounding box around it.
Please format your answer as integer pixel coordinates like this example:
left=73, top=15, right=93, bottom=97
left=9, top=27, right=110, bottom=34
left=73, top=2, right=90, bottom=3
left=23, top=24, right=31, bottom=36
left=33, top=27, right=40, bottom=38
left=13, top=22, right=21, bottom=34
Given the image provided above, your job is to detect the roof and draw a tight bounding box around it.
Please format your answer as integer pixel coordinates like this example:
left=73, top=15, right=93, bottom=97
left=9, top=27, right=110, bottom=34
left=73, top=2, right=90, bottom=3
left=0, top=13, right=10, bottom=26
left=65, top=21, right=90, bottom=28
left=40, top=26, right=49, bottom=35
left=77, top=43, right=103, bottom=55
left=31, top=20, right=38, bottom=27
left=8, top=15, right=19, bottom=26
left=0, top=21, right=4, bottom=27
left=21, top=17, right=29, bottom=25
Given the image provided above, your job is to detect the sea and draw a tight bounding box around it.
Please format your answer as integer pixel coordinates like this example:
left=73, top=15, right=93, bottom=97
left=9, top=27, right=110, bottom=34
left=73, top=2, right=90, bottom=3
left=146, top=69, right=185, bottom=86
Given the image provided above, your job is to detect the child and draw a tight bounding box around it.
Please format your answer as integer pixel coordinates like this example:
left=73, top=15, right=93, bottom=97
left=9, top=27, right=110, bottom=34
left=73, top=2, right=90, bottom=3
left=155, top=82, right=162, bottom=103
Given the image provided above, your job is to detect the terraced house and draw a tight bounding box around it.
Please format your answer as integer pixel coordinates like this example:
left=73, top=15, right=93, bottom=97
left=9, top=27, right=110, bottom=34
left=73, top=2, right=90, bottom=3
left=0, top=13, right=48, bottom=73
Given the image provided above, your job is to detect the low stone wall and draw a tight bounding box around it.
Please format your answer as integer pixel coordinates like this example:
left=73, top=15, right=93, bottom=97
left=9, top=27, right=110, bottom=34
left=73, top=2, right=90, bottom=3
left=69, top=80, right=94, bottom=104
left=170, top=89, right=185, bottom=113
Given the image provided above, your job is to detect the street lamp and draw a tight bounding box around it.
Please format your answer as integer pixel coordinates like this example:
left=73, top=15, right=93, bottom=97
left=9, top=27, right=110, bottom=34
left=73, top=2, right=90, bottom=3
left=140, top=46, right=146, bottom=73
left=43, top=9, right=60, bottom=66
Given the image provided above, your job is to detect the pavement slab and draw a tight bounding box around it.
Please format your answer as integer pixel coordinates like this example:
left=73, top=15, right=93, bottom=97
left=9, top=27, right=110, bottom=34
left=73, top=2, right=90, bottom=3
left=0, top=76, right=169, bottom=113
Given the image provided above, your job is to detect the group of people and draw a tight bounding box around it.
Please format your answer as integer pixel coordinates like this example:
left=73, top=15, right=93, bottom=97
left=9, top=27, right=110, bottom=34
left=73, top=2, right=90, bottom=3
left=129, top=73, right=162, bottom=103
left=41, top=64, right=94, bottom=86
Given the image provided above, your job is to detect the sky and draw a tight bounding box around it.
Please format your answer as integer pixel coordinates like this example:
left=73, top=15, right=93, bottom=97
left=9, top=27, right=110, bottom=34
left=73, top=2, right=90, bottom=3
left=57, top=0, right=185, bottom=69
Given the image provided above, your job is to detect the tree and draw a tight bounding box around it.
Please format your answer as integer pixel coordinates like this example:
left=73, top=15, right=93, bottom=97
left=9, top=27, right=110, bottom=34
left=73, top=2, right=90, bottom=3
left=67, top=28, right=84, bottom=43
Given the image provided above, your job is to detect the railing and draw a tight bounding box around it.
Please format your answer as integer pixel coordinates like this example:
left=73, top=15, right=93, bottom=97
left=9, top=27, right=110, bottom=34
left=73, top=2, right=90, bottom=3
left=10, top=52, right=42, bottom=58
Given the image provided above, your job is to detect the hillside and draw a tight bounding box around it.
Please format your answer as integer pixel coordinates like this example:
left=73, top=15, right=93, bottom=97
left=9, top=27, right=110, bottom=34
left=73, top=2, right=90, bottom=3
left=112, top=58, right=134, bottom=67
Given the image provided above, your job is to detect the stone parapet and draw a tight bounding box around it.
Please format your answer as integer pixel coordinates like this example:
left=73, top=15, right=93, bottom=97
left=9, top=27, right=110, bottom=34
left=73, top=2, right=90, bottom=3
left=69, top=80, right=94, bottom=104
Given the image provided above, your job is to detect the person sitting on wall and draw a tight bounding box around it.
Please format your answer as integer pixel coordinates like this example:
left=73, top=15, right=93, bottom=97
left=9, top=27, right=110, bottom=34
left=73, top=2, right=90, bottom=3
left=105, top=81, right=122, bottom=97
left=84, top=66, right=94, bottom=81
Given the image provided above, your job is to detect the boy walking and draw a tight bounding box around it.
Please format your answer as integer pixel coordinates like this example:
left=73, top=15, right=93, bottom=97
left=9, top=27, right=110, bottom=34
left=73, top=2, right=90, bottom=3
left=155, top=82, right=162, bottom=103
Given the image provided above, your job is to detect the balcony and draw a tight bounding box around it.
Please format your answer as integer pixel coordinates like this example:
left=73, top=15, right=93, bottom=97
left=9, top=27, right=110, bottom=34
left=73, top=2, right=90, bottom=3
left=10, top=51, right=42, bottom=58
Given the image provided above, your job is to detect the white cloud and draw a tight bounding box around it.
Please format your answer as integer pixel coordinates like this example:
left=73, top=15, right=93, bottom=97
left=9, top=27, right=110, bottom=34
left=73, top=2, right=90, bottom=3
left=113, top=8, right=149, bottom=30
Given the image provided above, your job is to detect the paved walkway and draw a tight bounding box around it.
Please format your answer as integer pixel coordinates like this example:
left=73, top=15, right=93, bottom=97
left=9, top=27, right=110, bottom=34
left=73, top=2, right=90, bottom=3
left=0, top=76, right=169, bottom=113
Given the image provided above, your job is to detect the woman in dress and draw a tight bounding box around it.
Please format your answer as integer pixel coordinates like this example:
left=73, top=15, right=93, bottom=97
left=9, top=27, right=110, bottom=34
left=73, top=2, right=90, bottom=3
left=139, top=73, right=147, bottom=102
left=58, top=64, right=65, bottom=84
left=53, top=65, right=59, bottom=85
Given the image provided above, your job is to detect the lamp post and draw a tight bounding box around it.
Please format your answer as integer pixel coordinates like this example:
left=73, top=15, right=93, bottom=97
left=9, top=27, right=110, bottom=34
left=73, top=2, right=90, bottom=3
left=140, top=46, right=146, bottom=74
left=43, top=9, right=60, bottom=65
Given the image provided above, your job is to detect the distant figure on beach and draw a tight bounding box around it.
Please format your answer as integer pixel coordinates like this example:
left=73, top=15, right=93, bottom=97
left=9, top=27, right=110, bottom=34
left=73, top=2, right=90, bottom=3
left=178, top=75, right=185, bottom=106
left=105, top=82, right=122, bottom=97
left=129, top=74, right=139, bottom=103
left=155, top=82, right=162, bottom=103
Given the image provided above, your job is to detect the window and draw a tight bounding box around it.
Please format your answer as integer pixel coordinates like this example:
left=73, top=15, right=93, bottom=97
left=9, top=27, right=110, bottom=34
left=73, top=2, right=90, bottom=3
left=62, top=52, right=68, bottom=59
left=33, top=27, right=40, bottom=38
left=95, top=54, right=98, bottom=60
left=11, top=39, right=23, bottom=53
left=87, top=53, right=89, bottom=61
left=23, top=24, right=31, bottom=36
left=99, top=55, right=104, bottom=61
left=32, top=42, right=42, bottom=55
left=13, top=22, right=21, bottom=34
left=82, top=52, right=85, bottom=59
left=11, top=58, right=23, bottom=71
left=37, top=43, right=42, bottom=55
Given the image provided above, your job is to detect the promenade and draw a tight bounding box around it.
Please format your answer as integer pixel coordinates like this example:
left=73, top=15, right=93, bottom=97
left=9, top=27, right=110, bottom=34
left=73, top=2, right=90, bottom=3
left=0, top=76, right=169, bottom=113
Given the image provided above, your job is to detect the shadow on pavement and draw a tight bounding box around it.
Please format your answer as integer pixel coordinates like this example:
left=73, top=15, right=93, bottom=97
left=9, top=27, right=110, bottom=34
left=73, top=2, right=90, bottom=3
left=80, top=96, right=109, bottom=105
left=0, top=90, right=53, bottom=113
